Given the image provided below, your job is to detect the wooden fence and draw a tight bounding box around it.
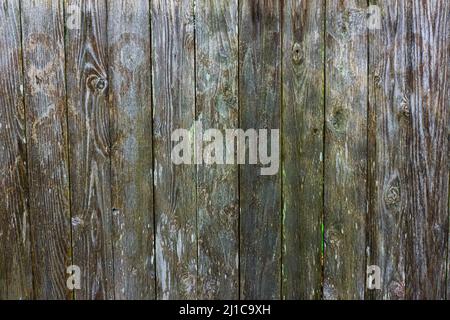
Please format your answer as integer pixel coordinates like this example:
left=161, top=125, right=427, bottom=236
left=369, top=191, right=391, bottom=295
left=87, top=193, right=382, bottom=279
left=0, top=0, right=449, bottom=300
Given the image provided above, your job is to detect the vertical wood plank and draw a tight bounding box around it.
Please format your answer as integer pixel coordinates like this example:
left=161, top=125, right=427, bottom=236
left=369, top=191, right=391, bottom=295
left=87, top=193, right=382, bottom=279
left=403, top=0, right=449, bottom=299
left=366, top=0, right=407, bottom=300
left=0, top=0, right=32, bottom=299
left=108, top=0, right=155, bottom=300
left=368, top=0, right=450, bottom=301
left=324, top=0, right=368, bottom=299
left=447, top=1, right=450, bottom=302
left=152, top=0, right=197, bottom=299
left=65, top=0, right=114, bottom=300
left=195, top=0, right=239, bottom=300
left=239, top=0, right=282, bottom=299
left=281, top=0, right=325, bottom=299
left=21, top=0, right=71, bottom=299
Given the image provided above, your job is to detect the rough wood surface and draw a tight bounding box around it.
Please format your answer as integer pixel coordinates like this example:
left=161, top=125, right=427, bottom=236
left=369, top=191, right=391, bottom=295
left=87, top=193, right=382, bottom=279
left=367, top=0, right=450, bottom=301
left=195, top=0, right=239, bottom=299
left=108, top=0, right=155, bottom=300
left=0, top=0, right=32, bottom=300
left=447, top=2, right=450, bottom=302
left=0, top=0, right=448, bottom=301
left=152, top=0, right=197, bottom=299
left=366, top=0, right=407, bottom=300
left=401, top=0, right=449, bottom=300
left=281, top=0, right=324, bottom=300
left=21, top=0, right=71, bottom=299
left=65, top=0, right=114, bottom=300
left=239, top=0, right=281, bottom=299
left=324, top=0, right=368, bottom=300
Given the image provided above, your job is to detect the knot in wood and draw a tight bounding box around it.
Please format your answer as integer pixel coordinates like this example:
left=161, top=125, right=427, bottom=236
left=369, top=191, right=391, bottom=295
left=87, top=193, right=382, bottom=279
left=292, top=42, right=303, bottom=64
left=400, top=95, right=410, bottom=119
left=87, top=74, right=108, bottom=93
left=401, top=105, right=410, bottom=118
left=384, top=179, right=400, bottom=208
left=373, top=74, right=381, bottom=87
left=96, top=78, right=107, bottom=90
left=328, top=108, right=348, bottom=134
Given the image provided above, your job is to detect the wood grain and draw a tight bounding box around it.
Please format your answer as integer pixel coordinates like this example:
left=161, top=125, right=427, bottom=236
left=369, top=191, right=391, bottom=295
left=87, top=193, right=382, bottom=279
left=281, top=0, right=324, bottom=299
left=21, top=0, right=71, bottom=299
left=195, top=0, right=239, bottom=300
left=108, top=0, right=155, bottom=300
left=239, top=0, right=282, bottom=299
left=447, top=1, right=450, bottom=302
left=366, top=0, right=407, bottom=300
left=0, top=0, right=448, bottom=300
left=65, top=0, right=114, bottom=300
left=0, top=0, right=32, bottom=300
left=367, top=0, right=449, bottom=300
left=152, top=0, right=197, bottom=299
left=401, top=0, right=449, bottom=300
left=324, top=0, right=368, bottom=300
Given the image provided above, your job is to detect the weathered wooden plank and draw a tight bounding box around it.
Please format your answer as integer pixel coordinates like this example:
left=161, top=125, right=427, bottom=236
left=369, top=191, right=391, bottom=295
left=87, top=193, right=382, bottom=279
left=195, top=0, right=239, bottom=300
left=239, top=0, right=281, bottom=299
left=107, top=0, right=155, bottom=300
left=0, top=0, right=32, bottom=299
left=447, top=2, right=450, bottom=302
left=401, top=0, right=449, bottom=300
left=152, top=0, right=197, bottom=299
left=324, top=0, right=368, bottom=300
left=65, top=0, right=114, bottom=299
left=366, top=0, right=407, bottom=300
left=281, top=0, right=324, bottom=299
left=21, top=0, right=71, bottom=299
left=368, top=0, right=450, bottom=301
